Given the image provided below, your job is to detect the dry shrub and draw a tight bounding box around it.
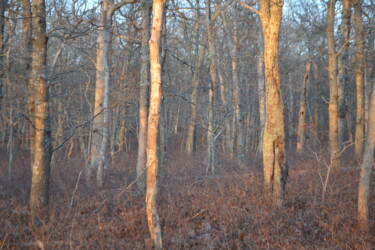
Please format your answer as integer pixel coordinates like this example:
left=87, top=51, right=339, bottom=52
left=0, top=142, right=374, bottom=249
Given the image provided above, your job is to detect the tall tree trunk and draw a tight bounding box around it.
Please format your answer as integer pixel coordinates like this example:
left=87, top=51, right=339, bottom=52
left=136, top=0, right=151, bottom=191
left=206, top=0, right=217, bottom=175
left=337, top=0, right=351, bottom=147
left=327, top=0, right=339, bottom=169
left=0, top=0, right=6, bottom=114
left=297, top=61, right=311, bottom=152
left=357, top=81, right=375, bottom=232
left=88, top=0, right=113, bottom=188
left=146, top=0, right=165, bottom=248
left=186, top=0, right=204, bottom=155
left=257, top=27, right=266, bottom=158
left=259, top=0, right=287, bottom=207
left=353, top=0, right=365, bottom=159
left=29, top=0, right=52, bottom=225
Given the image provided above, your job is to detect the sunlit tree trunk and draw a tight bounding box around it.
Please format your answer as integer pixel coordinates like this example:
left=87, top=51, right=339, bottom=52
left=357, top=82, right=375, bottom=232
left=136, top=0, right=151, bottom=191
left=29, top=0, right=52, bottom=225
left=337, top=0, right=351, bottom=146
left=259, top=0, right=287, bottom=207
left=327, top=0, right=339, bottom=169
left=353, top=0, right=365, bottom=159
left=297, top=61, right=311, bottom=152
left=146, top=0, right=165, bottom=248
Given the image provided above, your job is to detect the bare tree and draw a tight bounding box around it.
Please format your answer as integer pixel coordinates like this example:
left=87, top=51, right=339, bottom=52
left=327, top=0, right=339, bottom=169
left=353, top=0, right=365, bottom=159
left=357, top=81, right=375, bottom=232
left=146, top=0, right=166, bottom=248
left=136, top=0, right=151, bottom=191
left=29, top=0, right=53, bottom=225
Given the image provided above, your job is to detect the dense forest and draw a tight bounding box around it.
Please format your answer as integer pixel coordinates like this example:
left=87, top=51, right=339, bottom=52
left=0, top=0, right=374, bottom=248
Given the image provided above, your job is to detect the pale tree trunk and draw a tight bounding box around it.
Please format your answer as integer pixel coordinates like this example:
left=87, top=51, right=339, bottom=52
left=88, top=0, right=136, bottom=187
left=297, top=61, right=311, bottom=152
left=357, top=81, right=375, bottom=232
left=146, top=0, right=165, bottom=248
left=206, top=0, right=217, bottom=175
left=337, top=0, right=351, bottom=147
left=259, top=0, right=287, bottom=207
left=186, top=0, right=204, bottom=155
left=29, top=0, right=52, bottom=225
left=136, top=0, right=151, bottom=191
left=327, top=0, right=340, bottom=169
left=117, top=107, right=127, bottom=150
left=353, top=0, right=365, bottom=159
left=257, top=27, right=266, bottom=158
left=89, top=0, right=112, bottom=188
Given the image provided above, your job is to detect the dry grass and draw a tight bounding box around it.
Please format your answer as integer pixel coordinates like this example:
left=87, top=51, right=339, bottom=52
left=0, top=139, right=374, bottom=249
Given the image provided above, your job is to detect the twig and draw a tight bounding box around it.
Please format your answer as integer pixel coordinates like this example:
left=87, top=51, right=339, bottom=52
left=68, top=171, right=82, bottom=216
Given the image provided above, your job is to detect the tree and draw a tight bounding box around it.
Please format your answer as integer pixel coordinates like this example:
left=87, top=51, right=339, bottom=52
left=357, top=81, right=374, bottom=232
left=337, top=0, right=351, bottom=146
left=259, top=0, right=288, bottom=206
left=146, top=0, right=166, bottom=248
left=29, top=0, right=53, bottom=225
left=136, top=0, right=152, bottom=191
left=327, top=0, right=339, bottom=169
left=88, top=0, right=137, bottom=188
left=296, top=61, right=311, bottom=152
left=353, top=0, right=365, bottom=159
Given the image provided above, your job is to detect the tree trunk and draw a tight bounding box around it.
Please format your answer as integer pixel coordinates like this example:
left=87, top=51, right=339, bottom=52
left=136, top=0, right=151, bottom=191
left=29, top=0, right=52, bottom=225
left=337, top=0, right=351, bottom=147
left=259, top=0, right=287, bottom=207
left=206, top=0, right=217, bottom=175
left=297, top=61, right=311, bottom=152
left=327, top=0, right=339, bottom=169
left=257, top=27, right=266, bottom=158
left=0, top=0, right=6, bottom=115
left=146, top=0, right=165, bottom=248
left=357, top=81, right=375, bottom=232
left=353, top=0, right=365, bottom=159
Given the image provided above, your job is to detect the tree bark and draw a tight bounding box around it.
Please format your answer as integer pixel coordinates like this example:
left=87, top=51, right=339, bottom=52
left=353, top=0, right=365, bottom=159
left=146, top=0, right=165, bottom=248
left=259, top=0, right=287, bottom=207
left=357, top=81, right=375, bottom=232
left=297, top=61, right=311, bottom=152
left=327, top=0, right=340, bottom=169
left=29, top=0, right=52, bottom=225
left=136, top=0, right=151, bottom=191
left=337, top=0, right=351, bottom=147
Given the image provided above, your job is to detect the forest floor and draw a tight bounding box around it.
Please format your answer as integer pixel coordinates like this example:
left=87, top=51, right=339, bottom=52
left=0, top=136, right=374, bottom=249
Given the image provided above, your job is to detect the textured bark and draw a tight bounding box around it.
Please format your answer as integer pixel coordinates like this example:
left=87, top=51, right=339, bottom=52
left=0, top=0, right=6, bottom=108
left=88, top=0, right=113, bottom=187
left=206, top=0, right=217, bottom=175
left=29, top=0, right=52, bottom=225
left=327, top=0, right=339, bottom=169
left=259, top=0, right=287, bottom=207
left=297, top=61, right=311, bottom=152
left=136, top=0, right=151, bottom=191
left=357, top=82, right=375, bottom=232
left=337, top=0, right=351, bottom=146
left=146, top=0, right=165, bottom=248
left=353, top=0, right=365, bottom=159
left=257, top=28, right=266, bottom=157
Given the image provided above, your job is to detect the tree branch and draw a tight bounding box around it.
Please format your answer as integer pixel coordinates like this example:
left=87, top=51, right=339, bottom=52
left=234, top=0, right=260, bottom=16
